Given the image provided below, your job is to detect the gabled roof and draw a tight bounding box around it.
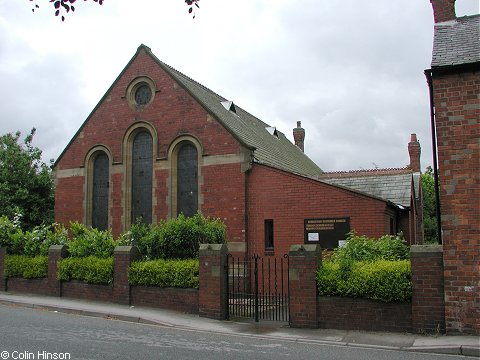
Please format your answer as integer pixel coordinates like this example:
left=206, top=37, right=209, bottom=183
left=144, top=46, right=323, bottom=178
left=431, top=14, right=480, bottom=68
left=55, top=45, right=323, bottom=178
left=319, top=168, right=416, bottom=208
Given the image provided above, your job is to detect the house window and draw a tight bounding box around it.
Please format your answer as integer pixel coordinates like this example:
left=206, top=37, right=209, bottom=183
left=92, top=152, right=109, bottom=230
left=131, top=131, right=153, bottom=224
left=390, top=217, right=396, bottom=235
left=265, top=219, right=274, bottom=250
left=177, top=142, right=198, bottom=217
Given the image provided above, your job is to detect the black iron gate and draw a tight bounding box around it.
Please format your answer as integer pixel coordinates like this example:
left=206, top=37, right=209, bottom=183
left=226, top=254, right=289, bottom=323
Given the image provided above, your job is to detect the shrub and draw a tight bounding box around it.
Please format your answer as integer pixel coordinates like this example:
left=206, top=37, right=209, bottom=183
left=4, top=255, right=48, bottom=279
left=67, top=222, right=116, bottom=258
left=0, top=215, right=67, bottom=256
left=332, top=231, right=409, bottom=263
left=119, top=212, right=226, bottom=260
left=317, top=259, right=412, bottom=302
left=23, top=223, right=68, bottom=257
left=129, top=259, right=199, bottom=288
left=57, top=256, right=113, bottom=285
left=155, top=213, right=225, bottom=259
left=0, top=214, right=24, bottom=255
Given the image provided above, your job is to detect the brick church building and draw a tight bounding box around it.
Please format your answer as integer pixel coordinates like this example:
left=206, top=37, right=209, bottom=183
left=53, top=45, right=423, bottom=257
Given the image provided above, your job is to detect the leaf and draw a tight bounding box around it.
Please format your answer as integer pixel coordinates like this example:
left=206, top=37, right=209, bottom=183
left=55, top=9, right=60, bottom=16
left=189, top=7, right=193, bottom=13
left=71, top=5, right=75, bottom=11
left=54, top=1, right=60, bottom=9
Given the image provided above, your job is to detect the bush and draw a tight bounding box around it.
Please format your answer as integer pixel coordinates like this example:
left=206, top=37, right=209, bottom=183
left=129, top=259, right=199, bottom=288
left=0, top=215, right=67, bottom=256
left=332, top=232, right=409, bottom=262
left=155, top=213, right=225, bottom=259
left=23, top=223, right=68, bottom=257
left=317, top=259, right=412, bottom=302
left=4, top=255, right=48, bottom=279
left=119, top=212, right=226, bottom=260
left=57, top=256, right=113, bottom=285
left=67, top=222, right=116, bottom=258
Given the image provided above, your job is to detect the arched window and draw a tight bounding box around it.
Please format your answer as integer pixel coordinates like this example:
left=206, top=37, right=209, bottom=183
left=91, top=152, right=109, bottom=230
left=177, top=142, right=198, bottom=217
left=131, top=131, right=153, bottom=224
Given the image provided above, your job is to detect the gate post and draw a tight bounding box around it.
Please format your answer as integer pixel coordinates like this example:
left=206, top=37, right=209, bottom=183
left=411, top=245, right=445, bottom=333
left=48, top=245, right=69, bottom=297
left=288, top=244, right=321, bottom=328
left=199, top=243, right=227, bottom=320
left=113, top=246, right=140, bottom=305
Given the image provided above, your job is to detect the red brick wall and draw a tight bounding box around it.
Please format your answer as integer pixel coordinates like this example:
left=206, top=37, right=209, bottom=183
left=54, top=177, right=85, bottom=226
left=61, top=281, right=113, bottom=303
left=131, top=287, right=198, bottom=314
left=433, top=69, right=480, bottom=334
left=202, top=164, right=246, bottom=243
left=6, top=278, right=51, bottom=296
left=247, top=165, right=391, bottom=256
left=54, top=49, right=248, bottom=239
left=317, top=297, right=412, bottom=332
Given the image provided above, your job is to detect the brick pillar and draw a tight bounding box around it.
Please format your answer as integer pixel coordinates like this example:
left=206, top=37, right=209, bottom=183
left=0, top=248, right=5, bottom=292
left=411, top=245, right=445, bottom=333
left=113, top=246, right=140, bottom=305
left=48, top=245, right=69, bottom=297
left=198, top=243, right=227, bottom=320
left=288, top=244, right=321, bottom=328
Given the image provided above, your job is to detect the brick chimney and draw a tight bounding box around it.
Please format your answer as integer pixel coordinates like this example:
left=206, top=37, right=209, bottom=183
left=430, top=0, right=456, bottom=23
left=408, top=134, right=421, bottom=172
left=293, top=121, right=305, bottom=152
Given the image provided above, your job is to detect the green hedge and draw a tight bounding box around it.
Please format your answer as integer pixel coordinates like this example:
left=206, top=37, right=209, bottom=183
left=0, top=215, right=68, bottom=256
left=120, top=213, right=226, bottom=260
left=67, top=222, right=116, bottom=258
left=4, top=255, right=48, bottom=279
left=57, top=256, right=113, bottom=285
left=317, top=259, right=412, bottom=302
left=129, top=259, right=199, bottom=288
left=332, top=232, right=409, bottom=262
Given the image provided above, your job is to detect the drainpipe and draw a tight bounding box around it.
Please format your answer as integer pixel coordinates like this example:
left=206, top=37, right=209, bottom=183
left=424, top=69, right=442, bottom=245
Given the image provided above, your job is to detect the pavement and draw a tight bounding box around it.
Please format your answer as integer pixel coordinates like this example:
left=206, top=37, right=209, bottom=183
left=0, top=291, right=478, bottom=357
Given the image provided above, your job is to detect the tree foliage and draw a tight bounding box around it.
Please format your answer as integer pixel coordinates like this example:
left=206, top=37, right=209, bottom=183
left=0, top=129, right=54, bottom=230
left=30, top=0, right=199, bottom=21
left=421, top=166, right=438, bottom=244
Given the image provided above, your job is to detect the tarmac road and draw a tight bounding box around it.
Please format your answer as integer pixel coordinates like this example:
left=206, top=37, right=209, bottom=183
left=0, top=304, right=477, bottom=360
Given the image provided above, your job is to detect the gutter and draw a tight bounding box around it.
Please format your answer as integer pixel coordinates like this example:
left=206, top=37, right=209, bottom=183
left=424, top=69, right=443, bottom=245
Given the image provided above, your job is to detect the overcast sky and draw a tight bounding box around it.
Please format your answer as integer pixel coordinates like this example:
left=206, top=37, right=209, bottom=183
left=0, top=0, right=478, bottom=171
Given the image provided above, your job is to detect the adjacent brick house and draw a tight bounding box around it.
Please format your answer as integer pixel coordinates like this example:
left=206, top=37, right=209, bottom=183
left=53, top=45, right=422, bottom=258
left=426, top=0, right=480, bottom=334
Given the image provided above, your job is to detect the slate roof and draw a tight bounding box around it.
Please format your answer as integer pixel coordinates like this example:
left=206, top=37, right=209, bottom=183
left=431, top=15, right=480, bottom=67
left=319, top=169, right=416, bottom=208
left=142, top=47, right=323, bottom=178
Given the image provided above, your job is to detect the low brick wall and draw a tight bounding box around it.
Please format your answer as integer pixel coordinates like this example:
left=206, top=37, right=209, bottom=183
left=61, top=281, right=113, bottom=302
left=131, top=286, right=199, bottom=314
left=317, top=296, right=412, bottom=333
left=6, top=278, right=50, bottom=296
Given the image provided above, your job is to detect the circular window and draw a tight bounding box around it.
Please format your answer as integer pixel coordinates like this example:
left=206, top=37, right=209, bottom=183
left=135, top=85, right=152, bottom=106
left=126, top=77, right=156, bottom=110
